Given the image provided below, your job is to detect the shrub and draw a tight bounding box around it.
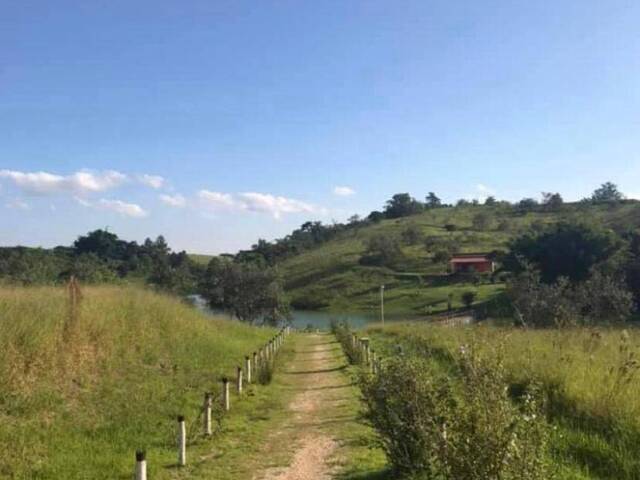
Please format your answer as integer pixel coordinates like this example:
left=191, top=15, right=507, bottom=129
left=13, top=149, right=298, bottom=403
left=461, top=290, right=476, bottom=308
left=359, top=348, right=553, bottom=479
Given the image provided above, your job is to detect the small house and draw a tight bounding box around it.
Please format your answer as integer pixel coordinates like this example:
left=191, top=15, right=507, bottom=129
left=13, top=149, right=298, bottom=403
left=449, top=253, right=494, bottom=274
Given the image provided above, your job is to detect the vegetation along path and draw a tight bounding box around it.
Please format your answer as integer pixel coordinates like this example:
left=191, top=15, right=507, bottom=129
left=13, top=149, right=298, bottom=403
left=252, top=333, right=386, bottom=480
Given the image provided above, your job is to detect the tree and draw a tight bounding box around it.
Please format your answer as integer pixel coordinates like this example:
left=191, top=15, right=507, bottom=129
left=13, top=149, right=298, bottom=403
left=591, top=182, right=624, bottom=203
left=516, top=198, right=538, bottom=214
left=505, top=222, right=622, bottom=283
left=201, top=261, right=290, bottom=325
left=472, top=212, right=492, bottom=231
left=444, top=224, right=457, bottom=233
left=362, top=234, right=404, bottom=266
left=384, top=193, right=424, bottom=219
left=541, top=192, right=563, bottom=211
left=484, top=196, right=497, bottom=206
left=368, top=210, right=385, bottom=223
left=461, top=291, right=476, bottom=308
left=456, top=199, right=471, bottom=207
left=401, top=223, right=423, bottom=245
left=425, top=192, right=442, bottom=209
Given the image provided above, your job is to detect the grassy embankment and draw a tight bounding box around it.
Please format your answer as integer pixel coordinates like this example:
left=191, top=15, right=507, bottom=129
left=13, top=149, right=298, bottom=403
left=0, top=285, right=298, bottom=479
left=280, top=201, right=640, bottom=316
left=363, top=322, right=640, bottom=479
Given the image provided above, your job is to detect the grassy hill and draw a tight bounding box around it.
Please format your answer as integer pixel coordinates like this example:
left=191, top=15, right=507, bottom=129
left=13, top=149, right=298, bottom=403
left=0, top=285, right=278, bottom=479
left=280, top=201, right=640, bottom=315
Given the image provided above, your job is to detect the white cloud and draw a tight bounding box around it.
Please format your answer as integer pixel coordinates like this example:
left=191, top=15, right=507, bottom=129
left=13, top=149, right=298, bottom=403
left=160, top=193, right=186, bottom=208
left=197, top=189, right=320, bottom=219
left=237, top=192, right=316, bottom=219
left=98, top=199, right=148, bottom=218
left=333, top=186, right=356, bottom=196
left=138, top=174, right=165, bottom=189
left=4, top=198, right=30, bottom=210
left=198, top=190, right=236, bottom=210
left=0, top=169, right=127, bottom=195
left=74, top=196, right=93, bottom=207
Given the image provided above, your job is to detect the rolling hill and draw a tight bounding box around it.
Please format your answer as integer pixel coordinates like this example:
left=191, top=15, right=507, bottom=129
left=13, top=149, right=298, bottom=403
left=278, top=201, right=640, bottom=315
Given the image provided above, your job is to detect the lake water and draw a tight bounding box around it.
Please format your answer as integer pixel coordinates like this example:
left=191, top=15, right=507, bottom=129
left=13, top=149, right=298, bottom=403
left=186, top=294, right=425, bottom=330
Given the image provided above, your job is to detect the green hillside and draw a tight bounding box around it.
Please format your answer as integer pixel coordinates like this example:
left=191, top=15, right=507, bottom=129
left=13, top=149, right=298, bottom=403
left=280, top=201, right=640, bottom=315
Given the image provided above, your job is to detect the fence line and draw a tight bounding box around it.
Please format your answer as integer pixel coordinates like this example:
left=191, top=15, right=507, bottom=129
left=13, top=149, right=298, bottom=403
left=133, top=325, right=291, bottom=476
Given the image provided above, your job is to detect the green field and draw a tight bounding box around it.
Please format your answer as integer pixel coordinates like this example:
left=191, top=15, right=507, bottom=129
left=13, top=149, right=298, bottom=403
left=279, top=201, right=640, bottom=315
left=0, top=285, right=285, bottom=479
left=361, top=321, right=640, bottom=479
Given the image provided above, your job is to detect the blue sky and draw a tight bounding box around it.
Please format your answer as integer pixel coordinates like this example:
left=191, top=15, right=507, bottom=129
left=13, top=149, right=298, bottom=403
left=1, top=0, right=640, bottom=254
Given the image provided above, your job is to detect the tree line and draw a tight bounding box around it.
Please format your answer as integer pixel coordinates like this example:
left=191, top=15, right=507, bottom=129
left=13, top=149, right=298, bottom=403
left=0, top=229, right=204, bottom=294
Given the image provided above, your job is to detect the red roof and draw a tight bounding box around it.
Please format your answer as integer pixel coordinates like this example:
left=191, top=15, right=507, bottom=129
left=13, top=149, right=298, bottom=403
left=450, top=254, right=492, bottom=263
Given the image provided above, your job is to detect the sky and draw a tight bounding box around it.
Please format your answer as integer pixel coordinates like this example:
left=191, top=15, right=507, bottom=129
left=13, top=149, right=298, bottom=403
left=1, top=0, right=640, bottom=254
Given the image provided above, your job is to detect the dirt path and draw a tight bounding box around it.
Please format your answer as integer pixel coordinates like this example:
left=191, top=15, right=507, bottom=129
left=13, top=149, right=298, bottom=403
left=253, top=333, right=358, bottom=480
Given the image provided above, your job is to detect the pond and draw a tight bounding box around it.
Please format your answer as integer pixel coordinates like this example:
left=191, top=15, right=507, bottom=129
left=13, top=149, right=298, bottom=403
left=186, top=294, right=427, bottom=330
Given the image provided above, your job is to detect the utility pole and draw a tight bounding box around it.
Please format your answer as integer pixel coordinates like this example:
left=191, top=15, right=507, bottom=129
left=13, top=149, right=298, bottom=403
left=380, top=284, right=385, bottom=325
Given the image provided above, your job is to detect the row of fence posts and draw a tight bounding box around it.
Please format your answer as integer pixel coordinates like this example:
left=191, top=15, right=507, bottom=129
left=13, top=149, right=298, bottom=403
left=134, top=325, right=291, bottom=479
left=349, top=332, right=382, bottom=375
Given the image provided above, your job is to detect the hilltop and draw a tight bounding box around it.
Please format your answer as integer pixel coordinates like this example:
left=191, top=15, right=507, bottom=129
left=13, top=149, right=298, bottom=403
left=278, top=200, right=640, bottom=315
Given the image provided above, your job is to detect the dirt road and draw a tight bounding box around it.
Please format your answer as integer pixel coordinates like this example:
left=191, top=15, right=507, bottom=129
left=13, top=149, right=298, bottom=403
left=253, top=333, right=359, bottom=480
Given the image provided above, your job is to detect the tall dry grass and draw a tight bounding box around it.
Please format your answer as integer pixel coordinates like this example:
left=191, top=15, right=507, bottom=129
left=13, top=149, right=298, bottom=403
left=0, top=284, right=274, bottom=478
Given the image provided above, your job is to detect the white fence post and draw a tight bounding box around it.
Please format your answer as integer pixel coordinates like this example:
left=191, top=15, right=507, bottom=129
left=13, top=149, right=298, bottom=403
left=204, top=392, right=212, bottom=436
left=135, top=450, right=147, bottom=480
left=177, top=415, right=186, bottom=466
left=236, top=366, right=243, bottom=394
left=222, top=377, right=230, bottom=411
left=245, top=355, right=252, bottom=384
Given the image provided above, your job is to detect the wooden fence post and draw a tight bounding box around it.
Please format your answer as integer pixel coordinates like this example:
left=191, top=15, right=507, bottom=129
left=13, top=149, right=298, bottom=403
left=177, top=415, right=186, bottom=466
left=222, top=377, right=230, bottom=411
left=245, top=355, right=252, bottom=384
left=371, top=349, right=377, bottom=374
left=253, top=351, right=259, bottom=374
left=203, top=392, right=212, bottom=436
left=361, top=338, right=370, bottom=364
left=236, top=366, right=243, bottom=394
left=135, top=450, right=147, bottom=480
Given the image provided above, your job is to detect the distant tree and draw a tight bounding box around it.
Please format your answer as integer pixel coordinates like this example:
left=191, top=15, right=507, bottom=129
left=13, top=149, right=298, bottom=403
left=516, top=198, right=538, bottom=214
left=505, top=222, right=622, bottom=283
left=384, top=193, right=424, bottom=219
left=484, top=196, right=497, bottom=206
left=401, top=223, right=423, bottom=245
left=472, top=212, right=492, bottom=231
left=368, top=210, right=385, bottom=223
left=425, top=192, right=442, bottom=209
left=590, top=182, right=624, bottom=203
left=362, top=234, right=404, bottom=266
left=461, top=291, right=477, bottom=308
left=201, top=261, right=290, bottom=325
left=456, top=199, right=471, bottom=207
left=542, top=192, right=564, bottom=211
left=444, top=224, right=457, bottom=233
left=348, top=214, right=361, bottom=224
left=432, top=249, right=451, bottom=264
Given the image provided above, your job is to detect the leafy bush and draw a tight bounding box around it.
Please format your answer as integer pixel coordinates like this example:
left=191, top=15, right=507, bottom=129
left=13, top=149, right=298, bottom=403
left=359, top=349, right=553, bottom=479
left=331, top=320, right=362, bottom=365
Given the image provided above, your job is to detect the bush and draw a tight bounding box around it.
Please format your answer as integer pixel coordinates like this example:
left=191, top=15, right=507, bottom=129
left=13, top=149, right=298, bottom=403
left=331, top=320, right=362, bottom=365
left=359, top=349, right=553, bottom=479
left=461, top=290, right=476, bottom=308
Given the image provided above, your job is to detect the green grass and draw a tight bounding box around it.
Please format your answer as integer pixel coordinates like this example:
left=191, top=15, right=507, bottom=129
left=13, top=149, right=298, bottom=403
left=361, top=322, right=640, bottom=479
left=280, top=201, right=640, bottom=315
left=0, top=285, right=285, bottom=479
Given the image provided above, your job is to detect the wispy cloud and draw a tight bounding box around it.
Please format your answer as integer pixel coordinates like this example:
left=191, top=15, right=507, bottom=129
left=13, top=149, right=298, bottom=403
left=333, top=186, right=356, bottom=196
left=138, top=174, right=165, bottom=189
left=0, top=169, right=127, bottom=195
left=4, top=198, right=30, bottom=210
left=198, top=190, right=320, bottom=219
left=98, top=199, right=148, bottom=218
left=159, top=193, right=186, bottom=208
